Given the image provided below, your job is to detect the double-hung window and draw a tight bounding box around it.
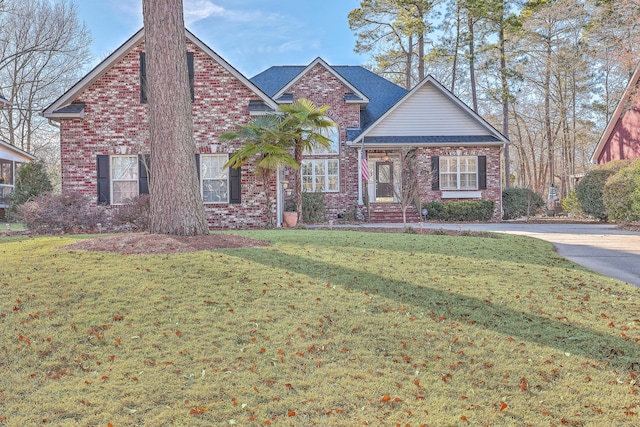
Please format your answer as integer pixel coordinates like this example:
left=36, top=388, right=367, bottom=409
left=201, top=154, right=228, bottom=203
left=301, top=159, right=339, bottom=192
left=439, top=156, right=478, bottom=190
left=111, top=155, right=139, bottom=204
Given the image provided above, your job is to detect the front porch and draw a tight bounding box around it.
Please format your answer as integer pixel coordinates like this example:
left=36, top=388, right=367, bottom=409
left=0, top=140, right=37, bottom=216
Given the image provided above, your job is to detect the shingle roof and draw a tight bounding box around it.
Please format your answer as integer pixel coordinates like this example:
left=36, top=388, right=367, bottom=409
left=331, top=66, right=406, bottom=132
left=251, top=66, right=305, bottom=97
left=250, top=65, right=407, bottom=139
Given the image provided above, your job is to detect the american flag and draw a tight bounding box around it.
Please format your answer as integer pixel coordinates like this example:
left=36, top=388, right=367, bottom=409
left=361, top=143, right=369, bottom=182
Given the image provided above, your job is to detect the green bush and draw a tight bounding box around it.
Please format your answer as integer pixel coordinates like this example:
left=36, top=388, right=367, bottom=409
left=603, top=160, right=640, bottom=222
left=302, top=191, right=327, bottom=223
left=576, top=160, right=631, bottom=221
left=423, top=200, right=494, bottom=221
left=8, top=160, right=53, bottom=214
left=502, top=187, right=545, bottom=219
left=561, top=190, right=583, bottom=218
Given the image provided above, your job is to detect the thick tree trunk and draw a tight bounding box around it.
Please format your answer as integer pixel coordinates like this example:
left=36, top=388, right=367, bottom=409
left=142, top=0, right=208, bottom=235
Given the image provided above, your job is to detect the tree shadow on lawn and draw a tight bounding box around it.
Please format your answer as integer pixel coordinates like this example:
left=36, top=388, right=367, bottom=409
left=246, top=229, right=577, bottom=270
left=225, top=246, right=640, bottom=371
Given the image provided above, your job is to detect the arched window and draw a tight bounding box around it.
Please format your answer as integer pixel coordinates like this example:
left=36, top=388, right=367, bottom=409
left=306, top=121, right=339, bottom=155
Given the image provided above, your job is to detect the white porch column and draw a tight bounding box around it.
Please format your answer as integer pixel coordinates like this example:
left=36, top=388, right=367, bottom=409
left=357, top=148, right=363, bottom=205
left=276, top=169, right=282, bottom=227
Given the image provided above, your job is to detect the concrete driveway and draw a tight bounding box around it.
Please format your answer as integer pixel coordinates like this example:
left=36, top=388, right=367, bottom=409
left=338, top=222, right=640, bottom=287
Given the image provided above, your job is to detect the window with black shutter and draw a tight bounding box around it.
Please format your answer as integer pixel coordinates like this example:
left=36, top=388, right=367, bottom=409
left=431, top=156, right=439, bottom=190
left=96, top=155, right=110, bottom=205
left=229, top=166, right=241, bottom=204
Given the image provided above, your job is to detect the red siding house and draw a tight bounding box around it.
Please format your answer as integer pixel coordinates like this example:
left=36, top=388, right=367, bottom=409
left=592, top=65, right=640, bottom=164
left=44, top=28, right=509, bottom=227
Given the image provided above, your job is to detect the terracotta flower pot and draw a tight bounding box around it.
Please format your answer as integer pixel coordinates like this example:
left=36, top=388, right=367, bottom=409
left=283, top=211, right=298, bottom=227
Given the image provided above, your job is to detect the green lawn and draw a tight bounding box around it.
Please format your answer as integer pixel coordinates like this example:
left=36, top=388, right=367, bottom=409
left=0, top=222, right=25, bottom=232
left=1, top=230, right=639, bottom=426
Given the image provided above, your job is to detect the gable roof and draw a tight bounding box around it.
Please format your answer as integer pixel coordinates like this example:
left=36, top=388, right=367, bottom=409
left=251, top=62, right=407, bottom=137
left=0, top=139, right=36, bottom=162
left=43, top=28, right=278, bottom=120
left=0, top=94, right=10, bottom=107
left=591, top=64, right=640, bottom=163
left=351, top=75, right=509, bottom=147
left=268, top=58, right=370, bottom=104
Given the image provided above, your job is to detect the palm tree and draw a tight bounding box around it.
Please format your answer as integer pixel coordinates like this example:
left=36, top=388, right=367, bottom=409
left=278, top=99, right=336, bottom=223
left=221, top=115, right=298, bottom=227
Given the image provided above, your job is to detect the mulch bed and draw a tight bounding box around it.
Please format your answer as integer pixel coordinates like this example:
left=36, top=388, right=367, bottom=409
left=60, top=233, right=271, bottom=255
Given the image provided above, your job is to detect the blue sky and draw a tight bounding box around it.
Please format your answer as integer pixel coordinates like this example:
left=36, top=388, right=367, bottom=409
left=75, top=0, right=366, bottom=77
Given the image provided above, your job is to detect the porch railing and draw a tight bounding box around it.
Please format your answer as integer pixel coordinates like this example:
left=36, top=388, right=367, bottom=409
left=0, top=184, right=13, bottom=207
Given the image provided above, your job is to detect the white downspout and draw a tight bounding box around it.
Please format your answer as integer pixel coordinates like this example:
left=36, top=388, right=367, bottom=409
left=357, top=147, right=363, bottom=205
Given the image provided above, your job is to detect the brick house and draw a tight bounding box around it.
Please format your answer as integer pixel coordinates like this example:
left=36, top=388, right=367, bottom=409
left=44, top=28, right=509, bottom=227
left=592, top=65, right=640, bottom=164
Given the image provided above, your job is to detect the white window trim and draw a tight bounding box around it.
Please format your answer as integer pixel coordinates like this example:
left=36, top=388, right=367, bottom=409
left=200, top=154, right=229, bottom=204
left=110, top=155, right=139, bottom=206
left=440, top=156, right=478, bottom=191
left=301, top=158, right=340, bottom=193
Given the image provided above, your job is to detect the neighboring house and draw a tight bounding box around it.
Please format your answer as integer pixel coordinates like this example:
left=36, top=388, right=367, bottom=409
left=252, top=58, right=509, bottom=222
left=592, top=65, right=640, bottom=164
left=44, top=28, right=509, bottom=228
left=0, top=139, right=37, bottom=218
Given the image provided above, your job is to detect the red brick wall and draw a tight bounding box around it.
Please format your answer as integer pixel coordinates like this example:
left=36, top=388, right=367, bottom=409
left=417, top=146, right=503, bottom=221
left=59, top=39, right=276, bottom=228
left=283, top=64, right=362, bottom=218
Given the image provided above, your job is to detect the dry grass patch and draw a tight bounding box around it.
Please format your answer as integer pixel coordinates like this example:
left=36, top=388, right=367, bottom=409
left=1, top=230, right=640, bottom=426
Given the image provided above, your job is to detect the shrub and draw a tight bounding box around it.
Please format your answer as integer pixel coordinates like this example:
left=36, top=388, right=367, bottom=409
left=561, top=190, right=583, bottom=218
left=603, top=160, right=640, bottom=222
left=302, top=191, right=327, bottom=223
left=502, top=188, right=545, bottom=219
left=576, top=160, right=631, bottom=221
left=6, top=160, right=53, bottom=220
left=423, top=200, right=494, bottom=221
left=112, top=194, right=150, bottom=231
left=18, top=193, right=110, bottom=234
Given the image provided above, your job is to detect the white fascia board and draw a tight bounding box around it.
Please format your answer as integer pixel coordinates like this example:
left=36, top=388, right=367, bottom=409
left=43, top=29, right=145, bottom=118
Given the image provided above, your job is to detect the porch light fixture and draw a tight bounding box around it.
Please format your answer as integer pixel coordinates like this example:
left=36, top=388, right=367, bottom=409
left=382, top=152, right=389, bottom=161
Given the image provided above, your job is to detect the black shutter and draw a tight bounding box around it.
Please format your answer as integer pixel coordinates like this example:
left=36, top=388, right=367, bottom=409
left=431, top=156, right=440, bottom=190
left=478, top=156, right=487, bottom=190
left=139, top=52, right=147, bottom=103
left=187, top=52, right=195, bottom=102
left=229, top=166, right=241, bottom=204
left=97, top=155, right=110, bottom=205
left=195, top=153, right=201, bottom=181
left=138, top=154, right=150, bottom=195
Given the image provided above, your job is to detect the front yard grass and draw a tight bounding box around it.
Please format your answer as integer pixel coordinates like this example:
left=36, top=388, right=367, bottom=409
left=1, top=230, right=640, bottom=426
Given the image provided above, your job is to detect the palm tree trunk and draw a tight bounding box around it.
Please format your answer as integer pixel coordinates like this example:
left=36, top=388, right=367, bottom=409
left=295, top=141, right=303, bottom=224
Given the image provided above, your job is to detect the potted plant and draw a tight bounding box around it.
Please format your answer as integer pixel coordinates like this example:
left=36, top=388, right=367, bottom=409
left=283, top=198, right=297, bottom=227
